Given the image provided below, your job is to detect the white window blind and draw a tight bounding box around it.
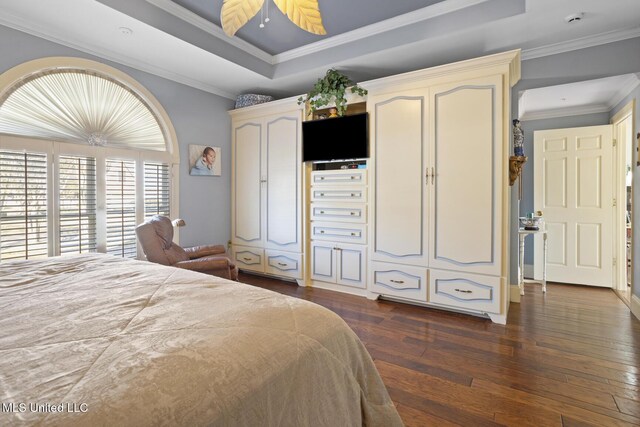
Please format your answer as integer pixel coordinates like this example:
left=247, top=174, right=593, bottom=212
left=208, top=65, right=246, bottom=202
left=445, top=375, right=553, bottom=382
left=0, top=151, right=48, bottom=261
left=58, top=155, right=97, bottom=254
left=106, top=159, right=137, bottom=258
left=144, top=162, right=170, bottom=218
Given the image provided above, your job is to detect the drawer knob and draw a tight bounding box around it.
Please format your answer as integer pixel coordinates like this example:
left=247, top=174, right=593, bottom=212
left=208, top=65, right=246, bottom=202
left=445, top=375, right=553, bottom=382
left=320, top=210, right=325, bottom=214
left=351, top=193, right=356, bottom=197
left=320, top=230, right=325, bottom=234
left=350, top=176, right=355, bottom=180
left=455, top=288, right=472, bottom=294
left=350, top=232, right=356, bottom=236
left=390, top=279, right=405, bottom=284
left=320, top=192, right=325, bottom=196
left=350, top=212, right=356, bottom=216
left=320, top=176, right=325, bottom=180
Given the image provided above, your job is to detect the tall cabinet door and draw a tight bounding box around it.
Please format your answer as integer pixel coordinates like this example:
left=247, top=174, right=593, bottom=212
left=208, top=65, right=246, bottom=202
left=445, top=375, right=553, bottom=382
left=370, top=90, right=430, bottom=266
left=232, top=120, right=263, bottom=247
left=428, top=75, right=503, bottom=275
left=264, top=111, right=302, bottom=252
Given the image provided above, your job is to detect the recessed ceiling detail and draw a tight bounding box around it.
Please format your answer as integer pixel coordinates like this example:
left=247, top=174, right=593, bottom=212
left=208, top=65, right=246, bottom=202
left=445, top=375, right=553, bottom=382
left=0, top=70, right=166, bottom=151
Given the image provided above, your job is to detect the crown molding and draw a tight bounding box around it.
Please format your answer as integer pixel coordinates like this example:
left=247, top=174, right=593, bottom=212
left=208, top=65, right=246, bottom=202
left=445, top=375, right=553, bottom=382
left=145, top=0, right=274, bottom=64
left=608, top=74, right=640, bottom=110
left=0, top=11, right=237, bottom=100
left=521, top=27, right=640, bottom=61
left=148, top=0, right=489, bottom=65
left=520, top=104, right=610, bottom=121
left=273, top=0, right=488, bottom=63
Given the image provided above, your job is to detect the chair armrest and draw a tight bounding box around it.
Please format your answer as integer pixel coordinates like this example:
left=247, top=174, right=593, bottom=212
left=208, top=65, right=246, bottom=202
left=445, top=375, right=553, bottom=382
left=174, top=256, right=230, bottom=272
left=184, top=244, right=227, bottom=259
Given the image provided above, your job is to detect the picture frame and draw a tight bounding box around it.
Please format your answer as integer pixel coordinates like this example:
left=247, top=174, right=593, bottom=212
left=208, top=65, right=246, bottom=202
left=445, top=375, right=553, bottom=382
left=189, top=145, right=221, bottom=176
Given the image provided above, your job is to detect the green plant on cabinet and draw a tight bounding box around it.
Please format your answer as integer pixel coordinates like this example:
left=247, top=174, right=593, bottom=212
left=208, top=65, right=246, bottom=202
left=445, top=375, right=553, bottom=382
left=298, top=69, right=367, bottom=117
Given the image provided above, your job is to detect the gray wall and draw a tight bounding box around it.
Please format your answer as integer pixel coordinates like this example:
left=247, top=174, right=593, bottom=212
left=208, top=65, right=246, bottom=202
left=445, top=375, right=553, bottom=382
left=512, top=36, right=640, bottom=297
left=0, top=25, right=235, bottom=248
left=518, top=113, right=610, bottom=264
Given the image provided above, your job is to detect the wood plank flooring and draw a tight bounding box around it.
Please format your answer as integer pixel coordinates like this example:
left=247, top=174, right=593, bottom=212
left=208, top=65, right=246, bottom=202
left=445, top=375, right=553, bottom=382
left=239, top=272, right=640, bottom=426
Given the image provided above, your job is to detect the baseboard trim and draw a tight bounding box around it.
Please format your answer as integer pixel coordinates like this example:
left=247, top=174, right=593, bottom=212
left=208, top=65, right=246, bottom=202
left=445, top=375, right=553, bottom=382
left=510, top=284, right=521, bottom=303
left=306, top=280, right=369, bottom=298
left=631, top=294, right=640, bottom=322
left=524, top=263, right=534, bottom=279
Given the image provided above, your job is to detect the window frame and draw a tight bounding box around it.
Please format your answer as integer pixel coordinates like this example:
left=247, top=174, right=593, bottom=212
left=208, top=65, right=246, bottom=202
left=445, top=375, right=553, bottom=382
left=0, top=134, right=178, bottom=260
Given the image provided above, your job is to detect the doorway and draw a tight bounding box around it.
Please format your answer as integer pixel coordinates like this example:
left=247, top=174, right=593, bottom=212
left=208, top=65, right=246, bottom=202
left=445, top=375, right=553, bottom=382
left=533, top=125, right=614, bottom=287
left=611, top=100, right=636, bottom=304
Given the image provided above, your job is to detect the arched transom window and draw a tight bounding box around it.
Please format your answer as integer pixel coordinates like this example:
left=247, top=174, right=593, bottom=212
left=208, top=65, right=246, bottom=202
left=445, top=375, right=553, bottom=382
left=0, top=58, right=179, bottom=261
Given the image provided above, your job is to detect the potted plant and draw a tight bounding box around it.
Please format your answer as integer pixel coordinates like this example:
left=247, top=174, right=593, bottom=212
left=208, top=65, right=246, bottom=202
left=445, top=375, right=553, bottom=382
left=298, top=69, right=367, bottom=117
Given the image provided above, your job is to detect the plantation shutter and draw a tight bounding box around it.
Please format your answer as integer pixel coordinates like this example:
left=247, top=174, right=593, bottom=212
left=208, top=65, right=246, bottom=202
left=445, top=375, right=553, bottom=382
left=144, top=162, right=170, bottom=218
left=0, top=151, right=48, bottom=261
left=106, top=158, right=137, bottom=258
left=58, top=155, right=97, bottom=254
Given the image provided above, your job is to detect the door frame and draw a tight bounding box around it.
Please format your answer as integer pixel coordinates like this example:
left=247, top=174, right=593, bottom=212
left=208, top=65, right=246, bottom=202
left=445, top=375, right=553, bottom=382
left=533, top=125, right=614, bottom=286
left=611, top=100, right=636, bottom=295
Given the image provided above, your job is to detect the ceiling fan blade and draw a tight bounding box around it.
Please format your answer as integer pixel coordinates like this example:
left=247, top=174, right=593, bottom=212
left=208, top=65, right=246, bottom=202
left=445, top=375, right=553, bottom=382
left=221, top=0, right=264, bottom=37
left=273, top=0, right=327, bottom=35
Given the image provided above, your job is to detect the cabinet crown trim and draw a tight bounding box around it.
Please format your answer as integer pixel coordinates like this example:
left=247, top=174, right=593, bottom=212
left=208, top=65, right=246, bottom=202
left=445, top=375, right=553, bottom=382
left=361, top=49, right=521, bottom=91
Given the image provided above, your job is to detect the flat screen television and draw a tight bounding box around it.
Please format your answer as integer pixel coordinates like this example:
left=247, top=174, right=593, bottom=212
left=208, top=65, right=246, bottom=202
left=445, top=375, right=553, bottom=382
left=302, top=113, right=368, bottom=162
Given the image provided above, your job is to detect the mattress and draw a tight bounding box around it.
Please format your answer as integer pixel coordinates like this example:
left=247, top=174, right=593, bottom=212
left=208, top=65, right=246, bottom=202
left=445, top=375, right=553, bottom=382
left=0, top=253, right=402, bottom=426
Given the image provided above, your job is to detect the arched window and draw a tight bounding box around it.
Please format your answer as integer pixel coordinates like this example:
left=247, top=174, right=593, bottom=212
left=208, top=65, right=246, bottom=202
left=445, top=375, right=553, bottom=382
left=0, top=58, right=179, bottom=261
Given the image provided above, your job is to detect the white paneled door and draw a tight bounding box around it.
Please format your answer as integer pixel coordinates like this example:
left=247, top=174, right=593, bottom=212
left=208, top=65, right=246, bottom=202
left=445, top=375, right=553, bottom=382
left=534, top=125, right=613, bottom=286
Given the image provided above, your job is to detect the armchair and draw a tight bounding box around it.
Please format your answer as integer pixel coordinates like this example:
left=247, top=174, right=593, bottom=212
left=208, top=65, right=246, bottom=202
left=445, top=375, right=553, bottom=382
left=136, top=215, right=238, bottom=280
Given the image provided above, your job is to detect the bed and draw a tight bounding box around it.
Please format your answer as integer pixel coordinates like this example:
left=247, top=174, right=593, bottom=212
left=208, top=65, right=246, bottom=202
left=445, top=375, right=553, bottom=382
left=0, top=253, right=403, bottom=426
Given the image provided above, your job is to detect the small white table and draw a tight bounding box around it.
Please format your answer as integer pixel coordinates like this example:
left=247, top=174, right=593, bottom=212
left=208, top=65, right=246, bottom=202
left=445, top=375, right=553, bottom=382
left=518, top=228, right=548, bottom=295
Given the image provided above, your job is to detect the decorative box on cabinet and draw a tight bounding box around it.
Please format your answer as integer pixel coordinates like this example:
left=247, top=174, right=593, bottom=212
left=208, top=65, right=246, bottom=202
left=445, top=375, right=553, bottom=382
left=230, top=98, right=304, bottom=280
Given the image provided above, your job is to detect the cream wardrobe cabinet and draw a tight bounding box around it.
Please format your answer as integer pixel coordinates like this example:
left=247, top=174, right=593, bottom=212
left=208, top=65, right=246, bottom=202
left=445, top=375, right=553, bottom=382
left=366, top=50, right=520, bottom=324
left=230, top=99, right=304, bottom=280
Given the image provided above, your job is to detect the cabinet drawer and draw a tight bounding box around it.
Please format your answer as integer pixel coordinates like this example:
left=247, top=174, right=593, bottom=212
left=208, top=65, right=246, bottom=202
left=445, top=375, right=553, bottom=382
left=311, top=170, right=367, bottom=185
left=310, top=202, right=366, bottom=223
left=264, top=250, right=302, bottom=279
left=311, top=186, right=367, bottom=202
left=311, top=221, right=367, bottom=244
left=370, top=261, right=427, bottom=301
left=429, top=269, right=501, bottom=314
left=231, top=246, right=264, bottom=273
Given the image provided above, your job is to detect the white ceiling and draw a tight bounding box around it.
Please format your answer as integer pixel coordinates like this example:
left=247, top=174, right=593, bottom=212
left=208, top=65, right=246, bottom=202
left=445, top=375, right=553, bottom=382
left=0, top=0, right=639, bottom=105
left=519, top=74, right=640, bottom=121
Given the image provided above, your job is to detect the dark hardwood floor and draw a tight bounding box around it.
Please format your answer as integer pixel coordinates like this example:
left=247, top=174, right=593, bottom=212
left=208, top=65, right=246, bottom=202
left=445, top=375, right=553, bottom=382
left=239, top=272, right=640, bottom=427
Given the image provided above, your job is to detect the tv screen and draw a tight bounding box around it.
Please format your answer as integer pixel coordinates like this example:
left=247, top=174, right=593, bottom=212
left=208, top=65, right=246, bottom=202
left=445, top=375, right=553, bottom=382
left=302, top=113, right=368, bottom=162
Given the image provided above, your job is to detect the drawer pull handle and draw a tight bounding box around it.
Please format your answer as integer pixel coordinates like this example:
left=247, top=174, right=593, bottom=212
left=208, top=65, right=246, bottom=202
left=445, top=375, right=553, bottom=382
left=351, top=193, right=356, bottom=197
left=455, top=288, right=472, bottom=294
left=390, top=279, right=405, bottom=284
left=320, top=210, right=325, bottom=214
left=319, top=230, right=325, bottom=234
left=243, top=257, right=252, bottom=261
left=350, top=232, right=356, bottom=236
left=277, top=262, right=288, bottom=266
left=320, top=176, right=325, bottom=180
left=350, top=212, right=356, bottom=216
left=350, top=176, right=356, bottom=180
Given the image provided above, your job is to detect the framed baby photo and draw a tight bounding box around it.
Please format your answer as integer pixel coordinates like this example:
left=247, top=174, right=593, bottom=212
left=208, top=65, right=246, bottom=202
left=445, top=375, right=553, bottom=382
left=189, top=145, right=221, bottom=176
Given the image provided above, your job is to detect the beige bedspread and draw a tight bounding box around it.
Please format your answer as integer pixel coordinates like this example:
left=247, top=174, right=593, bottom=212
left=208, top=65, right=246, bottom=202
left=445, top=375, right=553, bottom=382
left=0, top=253, right=402, bottom=426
